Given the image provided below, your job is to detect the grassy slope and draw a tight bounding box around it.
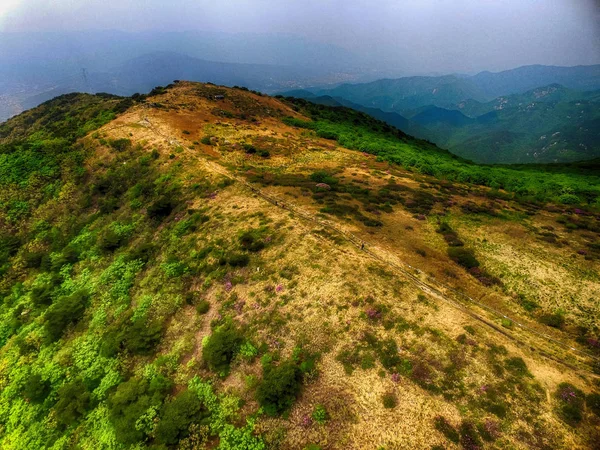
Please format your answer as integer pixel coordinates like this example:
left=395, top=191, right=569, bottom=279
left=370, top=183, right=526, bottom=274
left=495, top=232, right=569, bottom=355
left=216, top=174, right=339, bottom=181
left=0, top=82, right=599, bottom=449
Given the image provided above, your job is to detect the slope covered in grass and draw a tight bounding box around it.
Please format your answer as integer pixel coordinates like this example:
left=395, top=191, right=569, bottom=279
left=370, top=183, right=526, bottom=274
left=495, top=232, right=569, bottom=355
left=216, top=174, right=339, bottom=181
left=0, top=82, right=599, bottom=449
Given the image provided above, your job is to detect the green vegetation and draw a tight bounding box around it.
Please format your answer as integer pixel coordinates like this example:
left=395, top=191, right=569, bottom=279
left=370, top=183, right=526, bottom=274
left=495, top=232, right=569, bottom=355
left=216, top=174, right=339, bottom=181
left=283, top=98, right=600, bottom=206
left=202, top=321, right=245, bottom=375
left=554, top=383, right=585, bottom=425
left=382, top=392, right=398, bottom=409
left=257, top=360, right=302, bottom=416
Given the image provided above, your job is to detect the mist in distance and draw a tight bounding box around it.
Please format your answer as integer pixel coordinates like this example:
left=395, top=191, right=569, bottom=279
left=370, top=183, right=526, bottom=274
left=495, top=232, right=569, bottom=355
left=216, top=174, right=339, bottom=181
left=1, top=0, right=599, bottom=75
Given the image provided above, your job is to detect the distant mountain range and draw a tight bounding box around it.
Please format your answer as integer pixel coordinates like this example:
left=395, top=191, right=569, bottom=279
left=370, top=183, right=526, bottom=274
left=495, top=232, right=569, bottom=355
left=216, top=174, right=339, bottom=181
left=285, top=65, right=600, bottom=164
left=0, top=30, right=369, bottom=123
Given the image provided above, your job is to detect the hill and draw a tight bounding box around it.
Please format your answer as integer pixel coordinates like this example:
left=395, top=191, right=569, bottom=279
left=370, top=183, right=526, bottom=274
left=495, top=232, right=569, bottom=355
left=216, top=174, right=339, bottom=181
left=307, top=81, right=600, bottom=164
left=1, top=82, right=599, bottom=449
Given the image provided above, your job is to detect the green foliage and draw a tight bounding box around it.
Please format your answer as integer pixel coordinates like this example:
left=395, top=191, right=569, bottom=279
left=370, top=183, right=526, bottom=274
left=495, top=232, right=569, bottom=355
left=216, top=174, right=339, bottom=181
left=107, top=376, right=170, bottom=445
left=123, top=317, right=164, bottom=355
left=554, top=383, right=585, bottom=426
left=447, top=247, right=480, bottom=269
left=44, top=289, right=89, bottom=342
left=155, top=389, right=210, bottom=446
left=239, top=341, right=259, bottom=360
left=459, top=421, right=483, bottom=450
left=382, top=392, right=397, bottom=409
left=434, top=416, right=460, bottom=443
left=312, top=404, right=328, bottom=424
left=54, top=379, right=92, bottom=428
left=109, top=138, right=131, bottom=152
left=196, top=299, right=211, bottom=315
left=539, top=311, right=565, bottom=329
left=586, top=392, right=600, bottom=417
left=504, top=357, right=530, bottom=378
left=239, top=229, right=266, bottom=252
left=147, top=195, right=176, bottom=220
left=227, top=252, right=250, bottom=267
left=256, top=360, right=302, bottom=416
left=189, top=377, right=265, bottom=449
left=22, top=373, right=51, bottom=404
left=202, top=321, right=244, bottom=375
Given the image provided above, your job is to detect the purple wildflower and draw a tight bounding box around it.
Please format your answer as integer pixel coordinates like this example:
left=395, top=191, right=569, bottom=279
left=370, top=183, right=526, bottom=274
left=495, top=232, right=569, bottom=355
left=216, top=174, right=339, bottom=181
left=365, top=307, right=381, bottom=320
left=587, top=338, right=600, bottom=348
left=301, top=415, right=312, bottom=427
left=275, top=284, right=284, bottom=293
left=224, top=280, right=233, bottom=291
left=391, top=373, right=400, bottom=383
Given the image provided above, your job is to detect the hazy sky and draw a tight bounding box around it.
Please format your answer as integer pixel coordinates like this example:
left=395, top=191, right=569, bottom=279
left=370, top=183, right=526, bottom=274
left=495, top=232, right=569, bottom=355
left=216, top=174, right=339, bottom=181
left=1, top=0, right=599, bottom=73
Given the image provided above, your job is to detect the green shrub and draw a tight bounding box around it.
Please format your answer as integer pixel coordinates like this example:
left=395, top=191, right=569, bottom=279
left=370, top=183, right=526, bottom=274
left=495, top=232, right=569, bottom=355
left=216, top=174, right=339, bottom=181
left=23, top=250, right=46, bottom=268
left=539, top=311, right=565, bottom=329
left=202, top=321, right=244, bottom=375
left=123, top=318, right=163, bottom=355
left=126, top=242, right=156, bottom=263
left=108, top=377, right=170, bottom=445
left=555, top=383, right=585, bottom=425
left=312, top=404, right=328, bottom=424
left=504, top=357, right=530, bottom=378
left=459, top=421, right=482, bottom=450
left=0, top=234, right=21, bottom=264
left=434, top=416, right=459, bottom=443
left=228, top=253, right=250, bottom=267
left=51, top=244, right=81, bottom=270
left=447, top=247, right=479, bottom=269
left=30, top=282, right=55, bottom=306
left=201, top=136, right=213, bottom=145
left=44, top=290, right=89, bottom=342
left=257, top=361, right=302, bottom=416
left=147, top=196, right=175, bottom=220
left=155, top=389, right=210, bottom=446
left=239, top=341, right=259, bottom=360
left=109, top=138, right=131, bottom=152
left=586, top=392, right=600, bottom=417
left=22, top=373, right=51, bottom=403
left=54, top=379, right=91, bottom=428
left=239, top=230, right=265, bottom=252
left=196, top=300, right=210, bottom=315
left=382, top=392, right=397, bottom=409
left=243, top=143, right=257, bottom=154
left=98, top=228, right=124, bottom=252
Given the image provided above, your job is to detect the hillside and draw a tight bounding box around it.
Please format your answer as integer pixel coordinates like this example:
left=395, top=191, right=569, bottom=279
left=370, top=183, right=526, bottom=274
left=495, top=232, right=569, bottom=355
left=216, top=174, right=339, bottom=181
left=1, top=82, right=600, bottom=449
left=305, top=80, right=600, bottom=164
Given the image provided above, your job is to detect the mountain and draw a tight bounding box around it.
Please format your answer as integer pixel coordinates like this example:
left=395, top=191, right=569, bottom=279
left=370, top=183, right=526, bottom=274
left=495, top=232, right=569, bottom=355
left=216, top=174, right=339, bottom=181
left=303, top=73, right=600, bottom=164
left=470, top=64, right=600, bottom=99
left=454, top=83, right=600, bottom=117
left=315, top=75, right=488, bottom=112
left=313, top=64, right=600, bottom=115
left=1, top=82, right=599, bottom=449
left=0, top=30, right=369, bottom=123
